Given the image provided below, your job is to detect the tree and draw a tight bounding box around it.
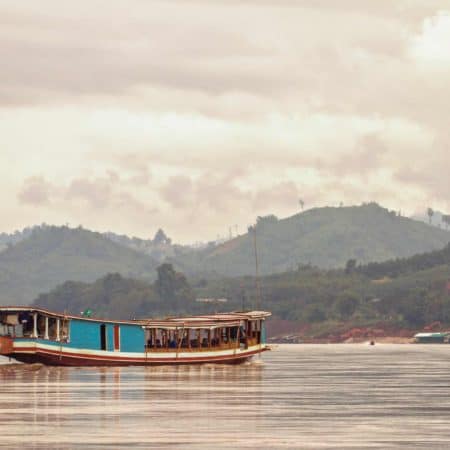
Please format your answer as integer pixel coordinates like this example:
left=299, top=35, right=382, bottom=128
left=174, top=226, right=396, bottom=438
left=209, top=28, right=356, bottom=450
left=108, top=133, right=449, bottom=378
left=345, top=259, right=357, bottom=274
left=153, top=228, right=171, bottom=245
left=442, top=214, right=450, bottom=230
left=427, top=208, right=434, bottom=225
left=305, top=305, right=326, bottom=322
left=335, top=293, right=359, bottom=319
left=299, top=199, right=305, bottom=211
left=155, top=263, right=178, bottom=301
left=399, top=290, right=426, bottom=326
left=155, top=263, right=193, bottom=311
left=256, top=215, right=278, bottom=228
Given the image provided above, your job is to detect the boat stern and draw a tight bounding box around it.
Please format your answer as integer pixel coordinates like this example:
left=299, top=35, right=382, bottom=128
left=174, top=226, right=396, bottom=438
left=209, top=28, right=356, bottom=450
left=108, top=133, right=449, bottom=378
left=0, top=336, right=14, bottom=356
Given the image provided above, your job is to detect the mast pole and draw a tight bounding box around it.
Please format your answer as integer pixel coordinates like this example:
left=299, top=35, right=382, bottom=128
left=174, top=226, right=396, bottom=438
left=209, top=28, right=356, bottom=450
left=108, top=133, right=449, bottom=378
left=253, top=225, right=262, bottom=311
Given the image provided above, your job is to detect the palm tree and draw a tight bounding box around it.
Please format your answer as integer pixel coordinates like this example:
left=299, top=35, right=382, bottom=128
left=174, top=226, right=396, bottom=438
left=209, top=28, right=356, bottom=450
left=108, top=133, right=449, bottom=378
left=427, top=207, right=434, bottom=225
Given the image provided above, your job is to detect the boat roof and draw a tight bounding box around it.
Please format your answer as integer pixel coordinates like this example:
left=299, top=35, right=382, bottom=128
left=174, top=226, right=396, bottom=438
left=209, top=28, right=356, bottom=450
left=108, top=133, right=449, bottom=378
left=0, top=306, right=271, bottom=327
left=142, top=311, right=271, bottom=329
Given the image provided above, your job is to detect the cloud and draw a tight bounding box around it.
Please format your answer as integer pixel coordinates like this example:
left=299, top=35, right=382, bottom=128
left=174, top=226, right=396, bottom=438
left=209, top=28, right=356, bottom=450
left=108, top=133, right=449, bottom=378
left=65, top=178, right=113, bottom=209
left=2, top=1, right=450, bottom=242
left=18, top=177, right=53, bottom=206
left=160, top=175, right=194, bottom=208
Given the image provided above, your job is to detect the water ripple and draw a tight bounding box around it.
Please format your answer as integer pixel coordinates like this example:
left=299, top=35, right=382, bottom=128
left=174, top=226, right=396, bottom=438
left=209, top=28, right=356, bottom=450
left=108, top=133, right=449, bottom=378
left=1, top=344, right=450, bottom=449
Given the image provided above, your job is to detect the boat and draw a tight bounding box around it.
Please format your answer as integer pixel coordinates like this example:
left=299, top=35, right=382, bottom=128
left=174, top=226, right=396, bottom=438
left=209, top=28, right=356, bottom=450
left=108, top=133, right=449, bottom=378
left=0, top=306, right=271, bottom=366
left=414, top=331, right=450, bottom=344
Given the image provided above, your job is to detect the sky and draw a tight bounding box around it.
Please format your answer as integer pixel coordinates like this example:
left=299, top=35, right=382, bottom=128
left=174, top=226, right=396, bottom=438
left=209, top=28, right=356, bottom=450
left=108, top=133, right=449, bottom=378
left=1, top=1, right=449, bottom=243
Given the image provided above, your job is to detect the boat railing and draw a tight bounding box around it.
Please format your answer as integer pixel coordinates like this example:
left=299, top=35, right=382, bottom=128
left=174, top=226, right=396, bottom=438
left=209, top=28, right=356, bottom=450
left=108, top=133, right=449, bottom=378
left=144, top=336, right=261, bottom=352
left=145, top=340, right=242, bottom=352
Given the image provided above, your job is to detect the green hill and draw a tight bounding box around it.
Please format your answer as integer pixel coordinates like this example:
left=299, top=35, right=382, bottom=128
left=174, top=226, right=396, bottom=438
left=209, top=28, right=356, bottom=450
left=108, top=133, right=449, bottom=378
left=32, top=266, right=196, bottom=320
left=0, top=226, right=158, bottom=306
left=32, top=273, right=160, bottom=320
left=30, top=244, right=450, bottom=337
left=194, top=243, right=450, bottom=333
left=174, top=203, right=450, bottom=276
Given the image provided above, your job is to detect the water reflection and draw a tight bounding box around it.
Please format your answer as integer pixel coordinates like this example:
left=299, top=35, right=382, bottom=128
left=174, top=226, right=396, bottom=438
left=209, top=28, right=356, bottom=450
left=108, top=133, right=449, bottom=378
left=1, top=345, right=450, bottom=448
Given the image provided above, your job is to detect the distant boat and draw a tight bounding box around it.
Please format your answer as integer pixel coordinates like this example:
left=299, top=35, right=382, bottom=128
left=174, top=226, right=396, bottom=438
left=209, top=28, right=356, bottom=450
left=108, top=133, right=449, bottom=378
left=0, top=307, right=271, bottom=366
left=413, top=332, right=450, bottom=344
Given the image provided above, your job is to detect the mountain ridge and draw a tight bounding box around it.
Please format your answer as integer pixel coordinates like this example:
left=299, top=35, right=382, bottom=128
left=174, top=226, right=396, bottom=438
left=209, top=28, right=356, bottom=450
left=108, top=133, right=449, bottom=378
left=0, top=226, right=158, bottom=306
left=1, top=203, right=450, bottom=305
left=172, top=203, right=450, bottom=276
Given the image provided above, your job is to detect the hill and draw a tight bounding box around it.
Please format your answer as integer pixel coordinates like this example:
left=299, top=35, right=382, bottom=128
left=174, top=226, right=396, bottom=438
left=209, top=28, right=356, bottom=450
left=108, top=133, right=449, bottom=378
left=0, top=226, right=36, bottom=253
left=412, top=210, right=450, bottom=230
left=174, top=203, right=450, bottom=276
left=193, top=243, right=450, bottom=336
left=0, top=224, right=179, bottom=263
left=30, top=245, right=450, bottom=339
left=0, top=226, right=158, bottom=306
left=32, top=266, right=196, bottom=320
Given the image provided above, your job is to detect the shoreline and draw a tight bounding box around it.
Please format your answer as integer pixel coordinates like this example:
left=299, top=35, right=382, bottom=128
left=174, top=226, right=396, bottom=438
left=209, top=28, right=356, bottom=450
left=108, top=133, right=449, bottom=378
left=269, top=336, right=414, bottom=344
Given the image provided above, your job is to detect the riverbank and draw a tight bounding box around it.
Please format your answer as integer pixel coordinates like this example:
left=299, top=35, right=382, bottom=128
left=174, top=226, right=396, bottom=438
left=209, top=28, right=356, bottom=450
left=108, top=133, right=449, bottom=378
left=269, top=336, right=414, bottom=344
left=267, top=320, right=419, bottom=344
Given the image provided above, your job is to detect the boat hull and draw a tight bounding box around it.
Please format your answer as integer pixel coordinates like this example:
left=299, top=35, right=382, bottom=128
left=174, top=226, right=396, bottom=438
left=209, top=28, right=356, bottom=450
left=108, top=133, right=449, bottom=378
left=7, top=342, right=268, bottom=366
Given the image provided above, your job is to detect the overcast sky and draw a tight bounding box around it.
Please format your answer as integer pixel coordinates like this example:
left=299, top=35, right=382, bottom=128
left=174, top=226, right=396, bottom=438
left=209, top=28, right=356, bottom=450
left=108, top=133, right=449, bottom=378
left=1, top=1, right=449, bottom=242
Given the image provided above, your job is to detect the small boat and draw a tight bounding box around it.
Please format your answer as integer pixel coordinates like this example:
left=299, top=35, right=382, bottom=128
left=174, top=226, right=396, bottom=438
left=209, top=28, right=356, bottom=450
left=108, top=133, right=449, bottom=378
left=0, top=307, right=271, bottom=366
left=413, top=332, right=450, bottom=344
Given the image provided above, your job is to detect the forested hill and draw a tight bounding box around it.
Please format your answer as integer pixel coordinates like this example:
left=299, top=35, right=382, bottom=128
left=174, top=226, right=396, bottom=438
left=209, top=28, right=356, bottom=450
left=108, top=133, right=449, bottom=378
left=2, top=203, right=450, bottom=307
left=0, top=226, right=158, bottom=306
left=356, top=243, right=450, bottom=279
left=33, top=265, right=196, bottom=320
left=195, top=242, right=450, bottom=333
left=174, top=203, right=450, bottom=276
left=32, top=243, right=450, bottom=336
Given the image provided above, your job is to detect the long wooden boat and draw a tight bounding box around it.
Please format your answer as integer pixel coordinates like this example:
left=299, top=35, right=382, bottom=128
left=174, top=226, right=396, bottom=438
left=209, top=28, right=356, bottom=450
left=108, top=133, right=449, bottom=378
left=0, top=307, right=271, bottom=366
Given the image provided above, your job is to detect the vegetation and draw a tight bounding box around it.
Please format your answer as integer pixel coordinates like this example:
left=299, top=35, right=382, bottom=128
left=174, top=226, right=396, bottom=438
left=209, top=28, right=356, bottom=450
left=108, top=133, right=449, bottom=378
left=0, top=225, right=40, bottom=253
left=0, top=226, right=157, bottom=306
left=33, top=266, right=197, bottom=320
left=356, top=243, right=450, bottom=279
left=104, top=227, right=175, bottom=262
left=3, top=203, right=450, bottom=335
left=173, top=203, right=450, bottom=276
left=32, top=244, right=450, bottom=335
left=194, top=259, right=450, bottom=332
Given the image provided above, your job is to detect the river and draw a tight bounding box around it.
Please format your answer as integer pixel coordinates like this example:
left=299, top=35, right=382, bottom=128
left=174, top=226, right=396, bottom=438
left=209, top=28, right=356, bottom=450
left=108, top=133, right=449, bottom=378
left=1, top=344, right=450, bottom=449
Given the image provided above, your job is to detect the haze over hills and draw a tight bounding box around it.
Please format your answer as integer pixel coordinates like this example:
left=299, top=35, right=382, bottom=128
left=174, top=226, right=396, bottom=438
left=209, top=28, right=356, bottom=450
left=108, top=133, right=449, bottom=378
left=0, top=226, right=158, bottom=306
left=173, top=203, right=450, bottom=276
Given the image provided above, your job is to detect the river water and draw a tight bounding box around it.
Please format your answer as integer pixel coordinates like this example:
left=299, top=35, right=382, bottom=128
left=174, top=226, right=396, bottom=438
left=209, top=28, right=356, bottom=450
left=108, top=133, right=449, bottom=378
left=1, top=344, right=450, bottom=449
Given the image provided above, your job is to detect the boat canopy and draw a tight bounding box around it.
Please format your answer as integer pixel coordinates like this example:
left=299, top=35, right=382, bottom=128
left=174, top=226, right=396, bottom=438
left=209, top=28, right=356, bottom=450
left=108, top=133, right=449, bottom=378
left=141, top=311, right=271, bottom=329
left=0, top=306, right=271, bottom=327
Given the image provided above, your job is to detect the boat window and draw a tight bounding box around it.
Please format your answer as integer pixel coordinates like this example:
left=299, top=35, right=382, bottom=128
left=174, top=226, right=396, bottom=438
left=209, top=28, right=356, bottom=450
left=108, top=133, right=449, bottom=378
left=0, top=313, right=17, bottom=336
left=60, top=319, right=70, bottom=342
left=0, top=311, right=70, bottom=342
left=144, top=322, right=251, bottom=352
left=100, top=324, right=107, bottom=351
left=0, top=312, right=29, bottom=338
left=48, top=318, right=58, bottom=340
left=22, top=314, right=34, bottom=337
left=36, top=315, right=46, bottom=338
